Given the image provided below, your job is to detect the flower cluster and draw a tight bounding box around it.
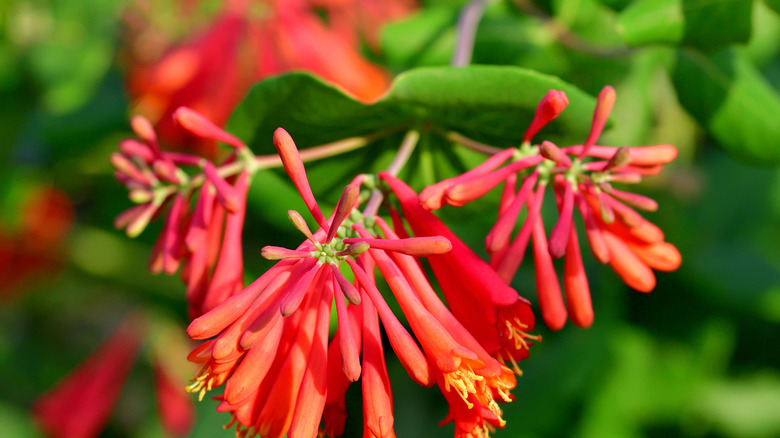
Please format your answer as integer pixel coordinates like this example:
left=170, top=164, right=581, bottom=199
left=112, top=108, right=262, bottom=318
left=418, top=87, right=681, bottom=330
left=184, top=129, right=535, bottom=438
left=99, top=84, right=680, bottom=438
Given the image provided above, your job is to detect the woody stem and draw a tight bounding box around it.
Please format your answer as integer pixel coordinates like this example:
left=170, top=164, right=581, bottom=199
left=181, top=130, right=392, bottom=193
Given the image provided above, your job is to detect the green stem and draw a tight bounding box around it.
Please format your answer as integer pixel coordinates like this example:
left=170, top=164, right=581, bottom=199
left=445, top=131, right=504, bottom=155
left=363, top=130, right=421, bottom=218
left=173, top=131, right=388, bottom=195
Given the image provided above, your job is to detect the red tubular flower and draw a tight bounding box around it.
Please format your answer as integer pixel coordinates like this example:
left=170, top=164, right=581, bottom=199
left=123, top=0, right=393, bottom=155
left=185, top=128, right=531, bottom=437
left=381, top=172, right=538, bottom=376
left=32, top=316, right=143, bottom=438
left=154, top=359, right=196, bottom=437
left=418, top=86, right=681, bottom=330
left=114, top=110, right=258, bottom=319
left=33, top=313, right=196, bottom=438
left=0, top=185, right=73, bottom=298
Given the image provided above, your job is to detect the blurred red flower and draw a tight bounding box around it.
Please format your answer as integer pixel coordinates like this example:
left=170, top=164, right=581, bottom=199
left=0, top=185, right=74, bottom=298
left=122, top=0, right=409, bottom=156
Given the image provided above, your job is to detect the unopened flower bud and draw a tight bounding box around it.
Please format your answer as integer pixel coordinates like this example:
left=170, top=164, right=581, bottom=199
left=539, top=141, right=572, bottom=167
left=602, top=147, right=631, bottom=171
left=261, top=246, right=311, bottom=260
left=174, top=107, right=245, bottom=149
left=130, top=116, right=158, bottom=147
left=288, top=210, right=317, bottom=244
left=129, top=189, right=153, bottom=204
left=337, top=241, right=370, bottom=256
left=274, top=128, right=327, bottom=229
left=580, top=86, right=616, bottom=157
left=327, top=183, right=360, bottom=242
left=523, top=90, right=569, bottom=142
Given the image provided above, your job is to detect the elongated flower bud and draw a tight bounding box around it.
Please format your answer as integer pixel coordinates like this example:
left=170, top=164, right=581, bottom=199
left=130, top=115, right=160, bottom=153
left=532, top=219, right=567, bottom=330
left=539, top=141, right=572, bottom=167
left=331, top=264, right=361, bottom=305
left=580, top=86, right=616, bottom=158
left=523, top=89, right=569, bottom=142
left=261, top=246, right=312, bottom=260
left=601, top=146, right=631, bottom=171
left=332, top=276, right=361, bottom=382
left=326, top=183, right=360, bottom=242
left=548, top=181, right=575, bottom=259
left=342, top=236, right=452, bottom=256
left=563, top=226, right=593, bottom=328
left=288, top=210, right=317, bottom=245
left=273, top=128, right=327, bottom=229
left=173, top=106, right=245, bottom=148
left=203, top=162, right=240, bottom=213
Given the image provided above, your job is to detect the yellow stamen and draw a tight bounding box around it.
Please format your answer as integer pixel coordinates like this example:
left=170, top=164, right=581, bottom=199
left=504, top=318, right=542, bottom=351
left=502, top=350, right=524, bottom=376
left=443, top=364, right=485, bottom=409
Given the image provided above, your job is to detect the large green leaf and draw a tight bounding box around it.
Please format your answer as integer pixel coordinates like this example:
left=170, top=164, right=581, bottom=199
left=767, top=0, right=780, bottom=15
left=617, top=0, right=684, bottom=46
left=229, top=65, right=597, bottom=156
left=379, top=6, right=458, bottom=69
left=681, top=0, right=752, bottom=51
left=228, top=65, right=597, bottom=209
left=618, top=0, right=752, bottom=50
left=673, top=48, right=780, bottom=164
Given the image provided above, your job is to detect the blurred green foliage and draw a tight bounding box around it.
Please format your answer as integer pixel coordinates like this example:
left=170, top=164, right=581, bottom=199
left=1, top=0, right=779, bottom=437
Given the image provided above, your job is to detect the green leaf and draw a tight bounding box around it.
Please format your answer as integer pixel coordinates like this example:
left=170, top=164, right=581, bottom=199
left=230, top=65, right=597, bottom=155
left=379, top=6, right=458, bottom=69
left=618, top=0, right=752, bottom=50
left=617, top=0, right=684, bottom=46
left=767, top=0, right=780, bottom=15
left=228, top=66, right=597, bottom=204
left=681, top=0, right=752, bottom=51
left=673, top=48, right=780, bottom=164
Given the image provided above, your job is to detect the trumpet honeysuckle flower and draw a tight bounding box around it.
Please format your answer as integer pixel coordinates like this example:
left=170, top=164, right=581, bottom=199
left=185, top=128, right=531, bottom=438
left=415, top=87, right=681, bottom=330
left=32, top=317, right=143, bottom=438
left=123, top=0, right=393, bottom=155
left=32, top=314, right=195, bottom=438
left=154, top=359, right=197, bottom=438
left=0, top=185, right=73, bottom=298
left=113, top=110, right=258, bottom=319
left=381, top=173, right=539, bottom=373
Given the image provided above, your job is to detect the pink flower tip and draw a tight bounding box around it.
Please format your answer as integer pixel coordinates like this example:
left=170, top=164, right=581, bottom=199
left=539, top=141, right=572, bottom=167
left=130, top=115, right=157, bottom=145
left=524, top=89, right=569, bottom=142
left=629, top=144, right=679, bottom=166
left=173, top=106, right=245, bottom=149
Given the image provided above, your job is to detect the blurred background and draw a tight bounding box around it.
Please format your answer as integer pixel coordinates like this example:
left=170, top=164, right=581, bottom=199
left=1, top=0, right=779, bottom=437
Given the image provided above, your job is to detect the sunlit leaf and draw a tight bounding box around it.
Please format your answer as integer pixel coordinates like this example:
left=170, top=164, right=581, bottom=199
left=673, top=48, right=780, bottom=164
left=618, top=0, right=752, bottom=50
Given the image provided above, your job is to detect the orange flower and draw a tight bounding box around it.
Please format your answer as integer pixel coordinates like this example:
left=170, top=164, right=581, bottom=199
left=113, top=110, right=257, bottom=318
left=32, top=314, right=196, bottom=438
left=415, top=87, right=680, bottom=330
left=185, top=128, right=529, bottom=437
left=382, top=172, right=538, bottom=375
left=123, top=0, right=393, bottom=156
